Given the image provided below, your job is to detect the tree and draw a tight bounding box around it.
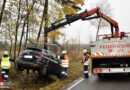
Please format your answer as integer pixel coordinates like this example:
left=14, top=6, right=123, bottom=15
left=0, top=0, right=85, bottom=58
left=36, top=0, right=48, bottom=48
left=0, top=0, right=6, bottom=25
left=89, top=0, right=113, bottom=41
left=17, top=0, right=36, bottom=56
left=44, top=0, right=85, bottom=45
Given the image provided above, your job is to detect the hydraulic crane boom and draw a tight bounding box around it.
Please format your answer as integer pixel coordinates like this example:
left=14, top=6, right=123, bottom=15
left=44, top=7, right=119, bottom=49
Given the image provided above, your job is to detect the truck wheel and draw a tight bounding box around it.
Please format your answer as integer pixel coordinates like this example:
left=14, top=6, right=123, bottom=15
left=128, top=73, right=130, bottom=77
left=97, top=74, right=103, bottom=79
left=103, top=74, right=108, bottom=78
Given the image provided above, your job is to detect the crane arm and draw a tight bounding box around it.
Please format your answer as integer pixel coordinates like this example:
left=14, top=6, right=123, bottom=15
left=44, top=7, right=119, bottom=48
left=45, top=7, right=100, bottom=33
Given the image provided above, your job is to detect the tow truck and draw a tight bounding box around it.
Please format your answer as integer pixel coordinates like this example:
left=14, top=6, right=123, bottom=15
left=44, top=7, right=130, bottom=78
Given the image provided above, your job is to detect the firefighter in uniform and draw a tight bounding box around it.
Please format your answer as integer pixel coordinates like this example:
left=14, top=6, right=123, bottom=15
left=0, top=51, right=15, bottom=81
left=58, top=50, right=69, bottom=79
left=82, top=49, right=90, bottom=78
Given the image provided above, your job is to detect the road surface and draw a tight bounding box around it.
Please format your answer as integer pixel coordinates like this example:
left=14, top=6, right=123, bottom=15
left=63, top=74, right=130, bottom=90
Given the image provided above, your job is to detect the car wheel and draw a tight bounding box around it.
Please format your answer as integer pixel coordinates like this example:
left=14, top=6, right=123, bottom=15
left=17, top=65, right=24, bottom=71
left=38, top=67, right=47, bottom=77
left=57, top=74, right=62, bottom=79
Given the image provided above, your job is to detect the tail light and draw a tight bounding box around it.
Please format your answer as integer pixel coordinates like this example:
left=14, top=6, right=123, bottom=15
left=93, top=69, right=101, bottom=73
left=35, top=56, right=44, bottom=60
left=35, top=64, right=40, bottom=66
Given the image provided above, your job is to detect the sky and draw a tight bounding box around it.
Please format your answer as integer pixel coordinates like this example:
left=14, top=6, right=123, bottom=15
left=60, top=0, right=130, bottom=44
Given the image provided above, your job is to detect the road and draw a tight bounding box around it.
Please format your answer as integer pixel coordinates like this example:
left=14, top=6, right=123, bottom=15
left=63, top=74, right=130, bottom=90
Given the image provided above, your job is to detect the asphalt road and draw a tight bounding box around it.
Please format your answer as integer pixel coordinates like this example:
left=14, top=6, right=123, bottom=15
left=63, top=74, right=130, bottom=90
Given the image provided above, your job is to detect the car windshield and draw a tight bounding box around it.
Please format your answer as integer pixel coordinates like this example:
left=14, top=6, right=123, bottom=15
left=42, top=49, right=59, bottom=62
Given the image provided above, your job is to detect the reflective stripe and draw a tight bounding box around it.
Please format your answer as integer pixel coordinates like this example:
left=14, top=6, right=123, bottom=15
left=1, top=67, right=10, bottom=69
left=84, top=71, right=88, bottom=73
left=61, top=55, right=69, bottom=67
left=62, top=71, right=65, bottom=74
left=65, top=73, right=67, bottom=75
left=4, top=75, right=8, bottom=78
left=84, top=61, right=89, bottom=65
left=2, top=71, right=5, bottom=73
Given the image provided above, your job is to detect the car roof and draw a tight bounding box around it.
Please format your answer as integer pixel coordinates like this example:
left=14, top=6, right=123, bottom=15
left=26, top=47, right=42, bottom=52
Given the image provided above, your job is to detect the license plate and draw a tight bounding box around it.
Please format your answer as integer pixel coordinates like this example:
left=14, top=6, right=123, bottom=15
left=110, top=68, right=123, bottom=72
left=24, top=55, right=32, bottom=59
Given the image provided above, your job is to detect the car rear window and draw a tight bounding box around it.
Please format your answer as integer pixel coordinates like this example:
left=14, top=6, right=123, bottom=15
left=21, top=49, right=42, bottom=56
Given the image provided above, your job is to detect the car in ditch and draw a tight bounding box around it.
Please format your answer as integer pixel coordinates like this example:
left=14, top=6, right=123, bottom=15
left=17, top=47, right=62, bottom=78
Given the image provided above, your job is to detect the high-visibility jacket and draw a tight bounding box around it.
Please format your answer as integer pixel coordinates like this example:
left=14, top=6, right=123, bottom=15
left=83, top=54, right=89, bottom=66
left=1, top=57, right=11, bottom=69
left=61, top=55, right=69, bottom=68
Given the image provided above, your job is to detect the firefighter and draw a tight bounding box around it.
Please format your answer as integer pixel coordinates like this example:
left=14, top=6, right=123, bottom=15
left=58, top=50, right=69, bottom=79
left=82, top=49, right=90, bottom=78
left=0, top=51, right=15, bottom=81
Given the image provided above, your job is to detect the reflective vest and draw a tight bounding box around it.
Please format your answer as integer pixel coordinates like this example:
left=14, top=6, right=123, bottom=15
left=61, top=55, right=69, bottom=68
left=1, top=57, right=11, bottom=69
left=83, top=55, right=89, bottom=66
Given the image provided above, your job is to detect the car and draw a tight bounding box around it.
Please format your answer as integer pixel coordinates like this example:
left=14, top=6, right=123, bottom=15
left=17, top=47, right=62, bottom=78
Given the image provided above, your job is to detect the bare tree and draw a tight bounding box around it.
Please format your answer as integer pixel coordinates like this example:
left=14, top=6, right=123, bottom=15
left=36, top=0, right=48, bottom=48
left=24, top=0, right=29, bottom=48
left=14, top=0, right=21, bottom=59
left=89, top=0, right=113, bottom=41
left=17, top=0, right=36, bottom=57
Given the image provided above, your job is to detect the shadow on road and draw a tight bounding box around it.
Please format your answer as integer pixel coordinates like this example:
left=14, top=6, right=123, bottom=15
left=97, top=73, right=130, bottom=82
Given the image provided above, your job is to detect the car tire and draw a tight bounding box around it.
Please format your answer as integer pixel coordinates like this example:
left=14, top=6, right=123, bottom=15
left=17, top=65, right=24, bottom=71
left=57, top=74, right=62, bottom=79
left=38, top=67, right=47, bottom=77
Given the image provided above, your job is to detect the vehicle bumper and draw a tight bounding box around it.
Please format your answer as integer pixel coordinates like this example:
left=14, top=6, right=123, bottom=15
left=17, top=60, right=40, bottom=69
left=92, top=67, right=130, bottom=74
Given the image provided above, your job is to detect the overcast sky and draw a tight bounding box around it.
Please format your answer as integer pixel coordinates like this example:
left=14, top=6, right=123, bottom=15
left=60, top=0, right=130, bottom=44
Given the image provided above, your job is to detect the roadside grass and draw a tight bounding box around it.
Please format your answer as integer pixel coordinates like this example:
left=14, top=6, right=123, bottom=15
left=0, top=50, right=92, bottom=90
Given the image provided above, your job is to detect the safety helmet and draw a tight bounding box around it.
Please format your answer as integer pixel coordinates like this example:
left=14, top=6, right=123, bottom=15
left=4, top=51, right=8, bottom=55
left=62, top=50, right=67, bottom=54
left=83, top=49, right=87, bottom=54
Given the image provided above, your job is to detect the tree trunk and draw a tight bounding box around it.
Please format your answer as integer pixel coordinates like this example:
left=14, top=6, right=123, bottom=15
left=7, top=26, right=13, bottom=57
left=14, top=0, right=21, bottom=59
left=43, top=0, right=48, bottom=50
left=0, top=0, right=6, bottom=25
left=24, top=0, right=29, bottom=48
left=96, top=19, right=101, bottom=41
left=36, top=0, right=48, bottom=48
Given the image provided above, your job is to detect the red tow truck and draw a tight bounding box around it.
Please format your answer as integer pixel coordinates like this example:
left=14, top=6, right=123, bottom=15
left=44, top=7, right=130, bottom=78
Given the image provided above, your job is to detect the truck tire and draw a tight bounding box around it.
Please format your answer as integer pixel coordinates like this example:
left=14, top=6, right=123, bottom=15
left=128, top=73, right=130, bottom=77
left=97, top=74, right=103, bottom=79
